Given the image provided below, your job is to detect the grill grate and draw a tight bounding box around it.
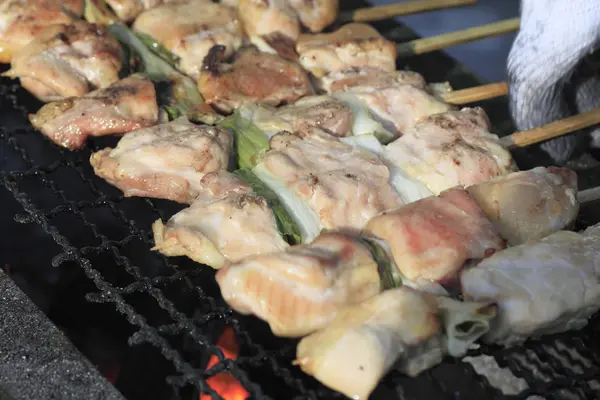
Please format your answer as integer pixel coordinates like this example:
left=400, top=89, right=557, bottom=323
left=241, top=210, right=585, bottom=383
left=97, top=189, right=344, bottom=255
left=2, top=2, right=600, bottom=399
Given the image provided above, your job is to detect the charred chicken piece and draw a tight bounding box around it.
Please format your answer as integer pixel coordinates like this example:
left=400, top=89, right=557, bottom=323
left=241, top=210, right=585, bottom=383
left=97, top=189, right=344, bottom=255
left=90, top=117, right=232, bottom=203
left=383, top=108, right=518, bottom=193
left=30, top=74, right=158, bottom=150
left=466, top=166, right=579, bottom=246
left=152, top=171, right=290, bottom=269
left=4, top=20, right=122, bottom=102
left=0, top=0, right=83, bottom=64
left=215, top=231, right=382, bottom=337
left=198, top=45, right=311, bottom=114
left=238, top=0, right=300, bottom=42
left=132, top=0, right=243, bottom=78
left=296, top=23, right=397, bottom=78
left=239, top=95, right=353, bottom=138
left=288, top=0, right=338, bottom=33
left=364, top=187, right=506, bottom=284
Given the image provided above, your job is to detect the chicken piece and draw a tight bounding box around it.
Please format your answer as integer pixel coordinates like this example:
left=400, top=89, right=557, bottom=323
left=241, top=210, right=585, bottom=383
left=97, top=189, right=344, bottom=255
left=132, top=0, right=243, bottom=79
left=461, top=223, right=600, bottom=346
left=215, top=232, right=382, bottom=337
left=152, top=173, right=290, bottom=269
left=238, top=0, right=300, bottom=42
left=90, top=117, right=232, bottom=203
left=364, top=188, right=506, bottom=284
left=4, top=20, right=122, bottom=102
left=318, top=68, right=429, bottom=94
left=0, top=0, right=83, bottom=64
left=104, top=0, right=179, bottom=22
left=221, top=0, right=239, bottom=6
left=296, top=23, right=397, bottom=78
left=383, top=108, right=518, bottom=194
left=295, top=288, right=443, bottom=400
left=29, top=74, right=158, bottom=150
left=249, top=31, right=299, bottom=61
left=198, top=45, right=311, bottom=113
left=258, top=130, right=404, bottom=241
left=288, top=0, right=338, bottom=33
left=239, top=95, right=353, bottom=138
left=466, top=167, right=579, bottom=246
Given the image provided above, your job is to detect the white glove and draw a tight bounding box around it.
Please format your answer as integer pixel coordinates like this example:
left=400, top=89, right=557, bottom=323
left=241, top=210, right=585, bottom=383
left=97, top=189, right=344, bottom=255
left=507, top=0, right=600, bottom=165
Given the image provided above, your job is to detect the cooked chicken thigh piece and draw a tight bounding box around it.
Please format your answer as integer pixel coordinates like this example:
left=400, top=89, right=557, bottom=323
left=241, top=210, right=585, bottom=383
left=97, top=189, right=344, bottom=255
left=238, top=0, right=300, bottom=42
left=104, top=0, right=187, bottom=22
left=318, top=68, right=429, bottom=94
left=0, top=0, right=83, bottom=63
left=466, top=166, right=579, bottom=246
left=30, top=74, right=158, bottom=150
left=383, top=108, right=518, bottom=194
left=364, top=188, right=505, bottom=284
left=152, top=172, right=290, bottom=269
left=295, top=287, right=443, bottom=400
left=288, top=0, right=338, bottom=33
left=132, top=0, right=243, bottom=78
left=296, top=23, right=396, bottom=78
left=4, top=20, right=122, bottom=101
left=239, top=95, right=353, bottom=138
left=215, top=232, right=382, bottom=337
left=198, top=45, right=311, bottom=113
left=461, top=223, right=600, bottom=346
left=257, top=130, right=404, bottom=242
left=90, top=117, right=232, bottom=203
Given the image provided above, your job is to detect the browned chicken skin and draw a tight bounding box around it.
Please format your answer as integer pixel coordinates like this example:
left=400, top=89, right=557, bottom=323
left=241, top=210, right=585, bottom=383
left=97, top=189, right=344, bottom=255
left=4, top=20, right=123, bottom=102
left=90, top=117, right=232, bottom=203
left=30, top=74, right=158, bottom=150
left=0, top=0, right=84, bottom=64
left=288, top=0, right=338, bottom=33
left=132, top=0, right=243, bottom=78
left=198, top=45, right=311, bottom=113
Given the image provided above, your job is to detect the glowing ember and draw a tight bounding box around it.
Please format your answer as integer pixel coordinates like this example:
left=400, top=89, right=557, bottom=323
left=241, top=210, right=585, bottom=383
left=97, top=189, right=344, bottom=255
left=200, top=326, right=249, bottom=400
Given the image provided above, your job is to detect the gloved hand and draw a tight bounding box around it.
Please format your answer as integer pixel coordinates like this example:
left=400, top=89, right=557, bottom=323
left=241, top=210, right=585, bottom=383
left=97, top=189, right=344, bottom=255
left=507, top=0, right=600, bottom=166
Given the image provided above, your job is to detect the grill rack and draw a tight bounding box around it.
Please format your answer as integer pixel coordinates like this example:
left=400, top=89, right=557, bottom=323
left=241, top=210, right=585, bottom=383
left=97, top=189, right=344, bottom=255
left=2, top=2, right=600, bottom=399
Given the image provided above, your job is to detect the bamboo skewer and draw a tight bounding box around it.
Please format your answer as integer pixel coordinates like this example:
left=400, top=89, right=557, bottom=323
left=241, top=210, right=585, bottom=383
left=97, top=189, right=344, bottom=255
left=396, top=17, right=521, bottom=57
left=501, top=108, right=600, bottom=149
left=577, top=186, right=600, bottom=205
left=440, top=82, right=508, bottom=104
left=339, top=0, right=479, bottom=23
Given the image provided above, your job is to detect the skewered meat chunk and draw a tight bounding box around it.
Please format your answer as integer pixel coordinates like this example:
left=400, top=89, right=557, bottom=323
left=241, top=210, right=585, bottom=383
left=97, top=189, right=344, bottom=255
left=364, top=188, right=505, bottom=284
left=257, top=130, right=403, bottom=242
left=198, top=45, right=311, bottom=113
left=466, top=166, right=579, bottom=246
left=4, top=21, right=122, bottom=102
left=30, top=74, right=158, bottom=150
left=461, top=223, right=600, bottom=347
left=132, top=0, right=243, bottom=79
left=318, top=67, right=429, bottom=94
left=238, top=0, right=300, bottom=42
left=288, top=0, right=338, bottom=33
left=239, top=95, right=353, bottom=138
left=383, top=108, right=518, bottom=194
left=296, top=23, right=397, bottom=78
left=295, top=287, right=443, bottom=400
left=90, top=117, right=232, bottom=203
left=152, top=171, right=289, bottom=269
left=215, top=232, right=382, bottom=337
left=104, top=0, right=181, bottom=22
left=0, top=0, right=83, bottom=63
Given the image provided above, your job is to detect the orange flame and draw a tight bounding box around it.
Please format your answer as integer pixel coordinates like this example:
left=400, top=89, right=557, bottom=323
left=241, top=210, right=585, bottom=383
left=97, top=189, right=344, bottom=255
left=200, top=326, right=250, bottom=400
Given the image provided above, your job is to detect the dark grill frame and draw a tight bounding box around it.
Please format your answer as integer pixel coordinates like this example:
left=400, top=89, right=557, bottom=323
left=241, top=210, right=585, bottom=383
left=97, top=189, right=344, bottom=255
left=2, top=2, right=600, bottom=399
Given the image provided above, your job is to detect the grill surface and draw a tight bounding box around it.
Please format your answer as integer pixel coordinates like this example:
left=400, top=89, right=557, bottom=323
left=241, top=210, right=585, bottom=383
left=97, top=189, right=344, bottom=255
left=2, top=2, right=600, bottom=399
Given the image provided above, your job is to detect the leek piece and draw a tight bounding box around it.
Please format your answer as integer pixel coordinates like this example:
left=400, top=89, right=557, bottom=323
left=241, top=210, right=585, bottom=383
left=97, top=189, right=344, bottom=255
left=218, top=111, right=270, bottom=170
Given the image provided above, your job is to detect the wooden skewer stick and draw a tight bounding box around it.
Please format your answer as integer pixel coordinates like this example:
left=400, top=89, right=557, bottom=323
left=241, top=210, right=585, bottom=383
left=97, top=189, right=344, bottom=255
left=501, top=108, right=600, bottom=149
left=440, top=82, right=508, bottom=105
left=396, top=17, right=520, bottom=57
left=577, top=186, right=600, bottom=205
left=339, top=0, right=479, bottom=23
